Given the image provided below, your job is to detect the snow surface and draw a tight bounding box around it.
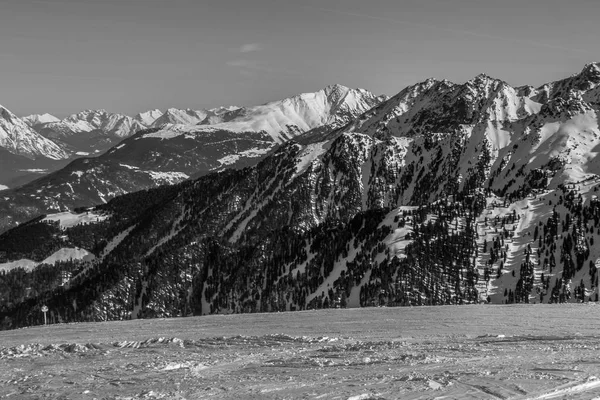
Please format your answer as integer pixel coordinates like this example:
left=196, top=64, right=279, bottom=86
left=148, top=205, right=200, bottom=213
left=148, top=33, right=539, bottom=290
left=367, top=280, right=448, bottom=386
left=0, top=184, right=8, bottom=191
left=2, top=306, right=600, bottom=399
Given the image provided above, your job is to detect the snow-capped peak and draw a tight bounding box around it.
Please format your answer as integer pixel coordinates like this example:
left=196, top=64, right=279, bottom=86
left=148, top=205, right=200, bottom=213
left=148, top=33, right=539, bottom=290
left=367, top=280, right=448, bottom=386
left=135, top=109, right=164, bottom=126
left=22, top=113, right=60, bottom=127
left=149, top=108, right=210, bottom=128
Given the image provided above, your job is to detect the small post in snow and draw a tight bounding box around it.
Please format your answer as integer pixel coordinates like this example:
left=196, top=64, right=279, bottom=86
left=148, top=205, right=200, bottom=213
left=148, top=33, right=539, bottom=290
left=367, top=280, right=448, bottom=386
left=595, top=259, right=600, bottom=302
left=41, top=305, right=48, bottom=325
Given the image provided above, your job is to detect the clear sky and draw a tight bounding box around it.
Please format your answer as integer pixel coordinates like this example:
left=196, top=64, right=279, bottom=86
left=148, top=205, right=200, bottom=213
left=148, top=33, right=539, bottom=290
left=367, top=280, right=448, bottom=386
left=2, top=0, right=599, bottom=118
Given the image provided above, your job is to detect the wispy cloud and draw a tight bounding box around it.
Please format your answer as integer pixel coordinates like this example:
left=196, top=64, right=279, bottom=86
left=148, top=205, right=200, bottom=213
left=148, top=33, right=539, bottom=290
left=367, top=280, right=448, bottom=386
left=239, top=43, right=263, bottom=53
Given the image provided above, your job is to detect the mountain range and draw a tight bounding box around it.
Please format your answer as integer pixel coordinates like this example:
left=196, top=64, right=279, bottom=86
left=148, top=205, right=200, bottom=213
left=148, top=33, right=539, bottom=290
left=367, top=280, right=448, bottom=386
left=1, top=63, right=600, bottom=329
left=0, top=84, right=384, bottom=231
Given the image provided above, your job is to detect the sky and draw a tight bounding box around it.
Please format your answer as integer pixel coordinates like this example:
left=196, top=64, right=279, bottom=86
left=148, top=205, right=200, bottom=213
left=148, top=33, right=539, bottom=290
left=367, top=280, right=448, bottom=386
left=1, top=0, right=599, bottom=118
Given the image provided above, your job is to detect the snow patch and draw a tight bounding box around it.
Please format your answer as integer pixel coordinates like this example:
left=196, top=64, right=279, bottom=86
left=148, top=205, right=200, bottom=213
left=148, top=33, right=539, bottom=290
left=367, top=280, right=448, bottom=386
left=218, top=147, right=273, bottom=166
left=42, top=210, right=109, bottom=228
left=0, top=259, right=37, bottom=272
left=144, top=170, right=189, bottom=183
left=293, top=142, right=327, bottom=179
left=0, top=247, right=94, bottom=272
left=119, top=163, right=139, bottom=170
left=42, top=247, right=95, bottom=265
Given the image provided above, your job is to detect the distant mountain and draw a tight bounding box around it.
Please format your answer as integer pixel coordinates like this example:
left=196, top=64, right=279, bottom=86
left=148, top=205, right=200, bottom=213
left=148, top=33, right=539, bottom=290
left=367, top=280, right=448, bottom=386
left=22, top=113, right=60, bottom=126
left=0, top=85, right=385, bottom=231
left=4, top=63, right=600, bottom=329
left=29, top=109, right=147, bottom=155
left=134, top=109, right=163, bottom=126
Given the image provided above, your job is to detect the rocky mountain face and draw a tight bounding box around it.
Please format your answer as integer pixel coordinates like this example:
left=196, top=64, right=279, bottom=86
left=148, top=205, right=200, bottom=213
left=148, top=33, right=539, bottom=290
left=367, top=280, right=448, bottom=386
left=0, top=106, right=69, bottom=161
left=0, top=85, right=385, bottom=232
left=3, top=63, right=600, bottom=329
